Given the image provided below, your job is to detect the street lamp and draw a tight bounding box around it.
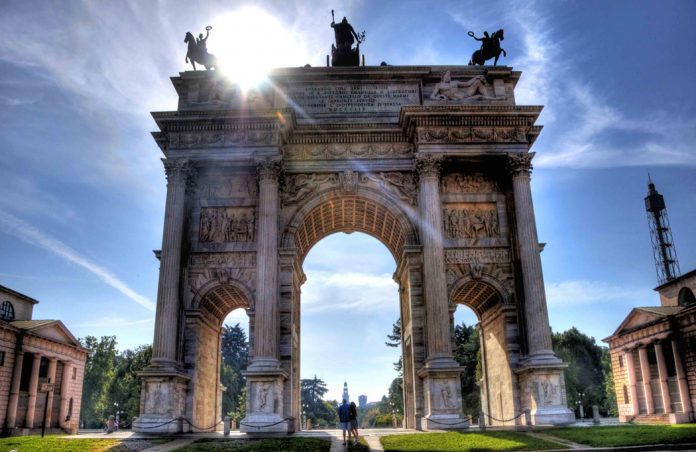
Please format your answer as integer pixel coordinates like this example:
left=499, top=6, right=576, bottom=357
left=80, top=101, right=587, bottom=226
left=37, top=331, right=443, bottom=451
left=576, top=392, right=585, bottom=420
left=113, top=402, right=122, bottom=428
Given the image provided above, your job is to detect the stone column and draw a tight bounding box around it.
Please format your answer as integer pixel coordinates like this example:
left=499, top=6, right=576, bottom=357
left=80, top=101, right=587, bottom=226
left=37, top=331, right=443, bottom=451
left=413, top=154, right=466, bottom=431
left=671, top=340, right=692, bottom=416
left=44, top=358, right=58, bottom=427
left=654, top=342, right=672, bottom=413
left=507, top=153, right=556, bottom=363
left=624, top=350, right=640, bottom=415
left=638, top=346, right=654, bottom=414
left=508, top=153, right=574, bottom=425
left=6, top=350, right=24, bottom=428
left=241, top=159, right=289, bottom=433
left=249, top=159, right=282, bottom=371
left=414, top=154, right=454, bottom=365
left=151, top=159, right=196, bottom=367
left=25, top=353, right=42, bottom=428
left=59, top=361, right=72, bottom=428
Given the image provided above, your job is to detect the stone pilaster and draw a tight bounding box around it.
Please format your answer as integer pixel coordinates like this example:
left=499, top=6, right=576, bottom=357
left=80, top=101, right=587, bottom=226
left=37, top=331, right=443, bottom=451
left=414, top=154, right=467, bottom=430
left=241, top=158, right=290, bottom=433
left=509, top=153, right=573, bottom=425
left=654, top=342, right=672, bottom=413
left=151, top=158, right=196, bottom=368
left=6, top=350, right=24, bottom=429
left=25, top=353, right=42, bottom=428
left=134, top=159, right=195, bottom=434
left=638, top=346, right=654, bottom=414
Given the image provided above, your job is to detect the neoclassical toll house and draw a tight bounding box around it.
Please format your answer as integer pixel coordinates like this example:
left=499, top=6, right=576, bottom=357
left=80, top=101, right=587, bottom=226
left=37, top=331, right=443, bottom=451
left=134, top=66, right=575, bottom=433
left=0, top=285, right=86, bottom=435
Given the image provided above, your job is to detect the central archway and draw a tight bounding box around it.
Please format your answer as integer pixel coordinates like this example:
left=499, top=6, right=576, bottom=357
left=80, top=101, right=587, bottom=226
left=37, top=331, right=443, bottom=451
left=279, top=187, right=423, bottom=428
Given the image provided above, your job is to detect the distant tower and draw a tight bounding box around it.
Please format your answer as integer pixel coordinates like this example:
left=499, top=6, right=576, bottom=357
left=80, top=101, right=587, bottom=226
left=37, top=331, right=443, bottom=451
left=645, top=177, right=680, bottom=284
left=342, top=381, right=350, bottom=403
left=358, top=395, right=367, bottom=409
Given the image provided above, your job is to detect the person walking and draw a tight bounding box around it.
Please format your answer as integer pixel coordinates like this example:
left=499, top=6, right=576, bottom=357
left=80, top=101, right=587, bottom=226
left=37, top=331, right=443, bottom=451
left=337, top=399, right=352, bottom=446
left=349, top=401, right=360, bottom=445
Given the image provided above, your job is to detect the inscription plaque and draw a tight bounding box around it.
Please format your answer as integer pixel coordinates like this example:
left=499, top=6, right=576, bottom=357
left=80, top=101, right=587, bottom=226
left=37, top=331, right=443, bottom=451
left=283, top=83, right=420, bottom=115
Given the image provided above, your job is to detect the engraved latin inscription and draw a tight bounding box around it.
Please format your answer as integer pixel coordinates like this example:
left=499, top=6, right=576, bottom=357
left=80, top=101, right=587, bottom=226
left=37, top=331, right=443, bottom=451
left=284, top=83, right=419, bottom=114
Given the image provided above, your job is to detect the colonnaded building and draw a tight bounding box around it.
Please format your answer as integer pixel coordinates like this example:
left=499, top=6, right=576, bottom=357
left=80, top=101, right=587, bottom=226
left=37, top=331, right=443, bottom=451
left=133, top=64, right=576, bottom=433
left=0, top=285, right=86, bottom=434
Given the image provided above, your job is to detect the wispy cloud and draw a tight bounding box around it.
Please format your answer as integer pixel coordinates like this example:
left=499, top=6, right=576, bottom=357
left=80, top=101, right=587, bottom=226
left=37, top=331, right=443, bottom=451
left=0, top=210, right=155, bottom=311
left=72, top=316, right=153, bottom=328
left=546, top=280, right=648, bottom=307
left=302, top=270, right=398, bottom=314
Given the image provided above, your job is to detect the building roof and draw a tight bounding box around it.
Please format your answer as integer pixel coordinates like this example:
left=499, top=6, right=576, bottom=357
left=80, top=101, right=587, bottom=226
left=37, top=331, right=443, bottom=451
left=604, top=305, right=689, bottom=342
left=0, top=284, right=40, bottom=304
left=634, top=306, right=683, bottom=316
left=10, top=319, right=82, bottom=348
left=11, top=320, right=57, bottom=330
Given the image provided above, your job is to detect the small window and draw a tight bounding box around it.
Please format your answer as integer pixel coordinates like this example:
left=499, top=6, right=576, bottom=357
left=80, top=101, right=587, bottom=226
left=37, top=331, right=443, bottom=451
left=0, top=301, right=15, bottom=321
left=623, top=385, right=629, bottom=404
left=618, top=355, right=624, bottom=368
left=0, top=351, right=5, bottom=366
left=72, top=367, right=77, bottom=380
left=67, top=398, right=73, bottom=419
left=678, top=287, right=696, bottom=307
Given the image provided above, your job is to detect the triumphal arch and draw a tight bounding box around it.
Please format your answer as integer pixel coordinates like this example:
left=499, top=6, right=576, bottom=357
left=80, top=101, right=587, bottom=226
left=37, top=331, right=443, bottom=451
left=133, top=64, right=575, bottom=433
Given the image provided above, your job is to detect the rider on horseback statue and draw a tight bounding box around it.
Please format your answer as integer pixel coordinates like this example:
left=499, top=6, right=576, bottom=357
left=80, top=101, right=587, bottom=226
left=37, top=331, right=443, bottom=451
left=184, top=26, right=217, bottom=71
left=468, top=29, right=506, bottom=66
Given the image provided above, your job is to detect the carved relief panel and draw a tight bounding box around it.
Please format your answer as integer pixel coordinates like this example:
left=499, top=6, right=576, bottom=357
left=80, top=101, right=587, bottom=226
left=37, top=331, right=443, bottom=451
left=195, top=174, right=258, bottom=199
left=443, top=203, right=499, bottom=239
left=199, top=207, right=255, bottom=243
left=441, top=172, right=499, bottom=193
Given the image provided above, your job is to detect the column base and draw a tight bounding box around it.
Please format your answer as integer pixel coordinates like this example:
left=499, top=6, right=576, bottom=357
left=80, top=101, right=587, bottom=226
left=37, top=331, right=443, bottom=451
left=241, top=367, right=291, bottom=433
left=133, top=369, right=190, bottom=433
left=516, top=363, right=574, bottom=426
left=669, top=412, right=693, bottom=424
left=417, top=363, right=468, bottom=431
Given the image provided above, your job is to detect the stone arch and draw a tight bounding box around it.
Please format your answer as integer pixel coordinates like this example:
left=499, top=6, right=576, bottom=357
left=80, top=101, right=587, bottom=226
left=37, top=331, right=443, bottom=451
left=282, top=186, right=419, bottom=263
left=192, top=278, right=253, bottom=325
left=449, top=276, right=519, bottom=425
left=678, top=287, right=696, bottom=307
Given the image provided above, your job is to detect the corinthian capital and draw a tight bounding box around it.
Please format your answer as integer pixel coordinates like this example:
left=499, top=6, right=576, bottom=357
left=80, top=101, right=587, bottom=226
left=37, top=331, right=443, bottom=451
left=256, top=159, right=283, bottom=182
left=507, top=152, right=535, bottom=178
left=162, top=159, right=196, bottom=187
left=414, top=154, right=443, bottom=179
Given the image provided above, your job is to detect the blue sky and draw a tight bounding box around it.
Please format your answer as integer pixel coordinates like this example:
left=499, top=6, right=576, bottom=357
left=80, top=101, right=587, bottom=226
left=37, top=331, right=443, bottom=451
left=1, top=0, right=695, bottom=403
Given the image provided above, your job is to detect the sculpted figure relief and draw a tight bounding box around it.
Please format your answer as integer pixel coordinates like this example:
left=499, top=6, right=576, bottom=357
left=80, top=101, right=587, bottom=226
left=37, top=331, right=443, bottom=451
left=444, top=206, right=499, bottom=239
left=361, top=172, right=417, bottom=204
left=199, top=208, right=255, bottom=242
left=282, top=174, right=337, bottom=204
left=184, top=26, right=217, bottom=71
left=430, top=71, right=496, bottom=101
left=468, top=29, right=506, bottom=66
left=442, top=173, right=499, bottom=193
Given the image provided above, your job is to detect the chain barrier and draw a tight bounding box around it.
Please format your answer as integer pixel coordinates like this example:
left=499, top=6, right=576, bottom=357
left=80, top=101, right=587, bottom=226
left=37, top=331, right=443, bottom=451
left=183, top=418, right=224, bottom=431
left=238, top=418, right=293, bottom=429
left=422, top=415, right=473, bottom=426
left=133, top=417, right=182, bottom=430
left=483, top=411, right=526, bottom=423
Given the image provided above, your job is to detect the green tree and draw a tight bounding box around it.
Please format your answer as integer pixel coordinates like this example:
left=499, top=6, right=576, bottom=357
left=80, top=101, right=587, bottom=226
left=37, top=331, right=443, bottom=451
left=108, top=344, right=151, bottom=427
left=80, top=336, right=118, bottom=428
left=552, top=327, right=617, bottom=417
left=301, top=376, right=337, bottom=427
left=385, top=319, right=402, bottom=373
left=386, top=377, right=403, bottom=414
left=454, top=322, right=481, bottom=415
left=220, top=323, right=248, bottom=418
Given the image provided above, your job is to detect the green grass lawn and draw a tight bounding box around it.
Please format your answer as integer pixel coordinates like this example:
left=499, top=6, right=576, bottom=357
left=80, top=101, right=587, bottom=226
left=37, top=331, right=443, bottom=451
left=539, top=424, right=696, bottom=447
left=380, top=431, right=563, bottom=451
left=0, top=436, right=121, bottom=452
left=176, top=437, right=331, bottom=451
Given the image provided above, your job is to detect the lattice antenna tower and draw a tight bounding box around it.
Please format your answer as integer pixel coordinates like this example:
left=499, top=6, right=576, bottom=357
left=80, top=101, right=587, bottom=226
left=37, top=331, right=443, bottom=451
left=644, top=176, right=680, bottom=285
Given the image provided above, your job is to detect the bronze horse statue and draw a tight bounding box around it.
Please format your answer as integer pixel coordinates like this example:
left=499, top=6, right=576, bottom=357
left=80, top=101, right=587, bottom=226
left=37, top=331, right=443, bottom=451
left=184, top=31, right=217, bottom=71
left=468, top=29, right=506, bottom=66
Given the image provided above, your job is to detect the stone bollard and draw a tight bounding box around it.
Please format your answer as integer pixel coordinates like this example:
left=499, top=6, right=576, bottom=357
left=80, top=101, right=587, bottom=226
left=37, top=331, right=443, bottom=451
left=592, top=405, right=600, bottom=425
left=224, top=416, right=231, bottom=436
left=231, top=419, right=237, bottom=431
left=524, top=409, right=532, bottom=431
left=478, top=412, right=486, bottom=432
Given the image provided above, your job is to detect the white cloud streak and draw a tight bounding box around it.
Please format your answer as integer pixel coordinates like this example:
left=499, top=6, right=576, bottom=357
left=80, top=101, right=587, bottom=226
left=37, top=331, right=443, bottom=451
left=546, top=280, right=648, bottom=307
left=0, top=210, right=155, bottom=311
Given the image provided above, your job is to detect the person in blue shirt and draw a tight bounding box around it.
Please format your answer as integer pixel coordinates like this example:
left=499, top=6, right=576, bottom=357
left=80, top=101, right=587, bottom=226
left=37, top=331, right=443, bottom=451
left=337, top=399, right=352, bottom=445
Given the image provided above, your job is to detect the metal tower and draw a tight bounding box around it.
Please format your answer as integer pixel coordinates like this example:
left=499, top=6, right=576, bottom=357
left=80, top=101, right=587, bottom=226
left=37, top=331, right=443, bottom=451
left=645, top=177, right=680, bottom=284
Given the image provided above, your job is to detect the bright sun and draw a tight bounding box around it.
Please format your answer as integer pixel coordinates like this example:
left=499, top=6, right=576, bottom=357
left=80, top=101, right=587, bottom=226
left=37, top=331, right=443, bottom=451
left=207, top=7, right=308, bottom=89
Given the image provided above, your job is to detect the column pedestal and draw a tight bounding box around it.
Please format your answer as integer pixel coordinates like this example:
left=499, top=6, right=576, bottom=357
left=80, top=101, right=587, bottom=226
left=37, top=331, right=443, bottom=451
left=240, top=370, right=290, bottom=434
left=417, top=366, right=468, bottom=430
left=133, top=372, right=190, bottom=433
left=516, top=366, right=575, bottom=425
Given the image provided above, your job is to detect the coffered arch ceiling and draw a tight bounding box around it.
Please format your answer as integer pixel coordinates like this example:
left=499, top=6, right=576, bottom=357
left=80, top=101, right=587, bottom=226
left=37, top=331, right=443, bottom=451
left=452, top=279, right=503, bottom=318
left=199, top=284, right=251, bottom=324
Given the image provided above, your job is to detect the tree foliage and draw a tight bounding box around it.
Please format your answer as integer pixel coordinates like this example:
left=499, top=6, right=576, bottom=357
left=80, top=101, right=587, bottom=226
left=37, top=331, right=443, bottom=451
left=385, top=318, right=402, bottom=373
left=220, top=323, right=249, bottom=418
left=552, top=327, right=617, bottom=417
left=300, top=376, right=337, bottom=427
left=453, top=322, right=481, bottom=415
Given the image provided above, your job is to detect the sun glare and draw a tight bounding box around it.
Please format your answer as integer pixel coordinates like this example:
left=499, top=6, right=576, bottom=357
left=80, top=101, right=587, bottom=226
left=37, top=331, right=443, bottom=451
left=208, top=7, right=308, bottom=90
